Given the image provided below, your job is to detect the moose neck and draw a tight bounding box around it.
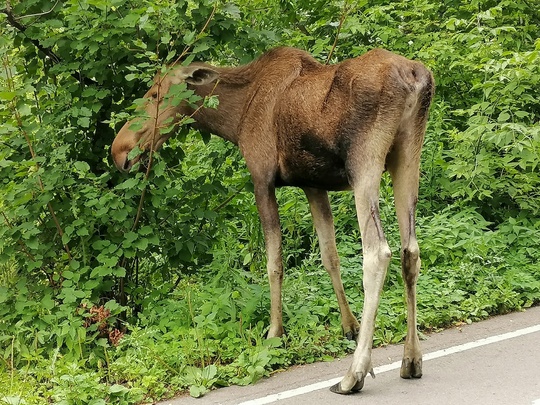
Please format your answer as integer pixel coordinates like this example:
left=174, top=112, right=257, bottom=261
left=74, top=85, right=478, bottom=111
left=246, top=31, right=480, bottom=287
left=187, top=66, right=254, bottom=146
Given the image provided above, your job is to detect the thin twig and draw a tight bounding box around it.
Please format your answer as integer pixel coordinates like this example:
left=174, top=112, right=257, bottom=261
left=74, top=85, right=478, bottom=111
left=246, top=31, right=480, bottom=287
left=121, top=8, right=219, bottom=280
left=326, top=2, right=354, bottom=65
left=131, top=188, right=147, bottom=232
left=14, top=0, right=60, bottom=20
left=170, top=271, right=184, bottom=293
left=172, top=3, right=217, bottom=68
left=213, top=183, right=248, bottom=212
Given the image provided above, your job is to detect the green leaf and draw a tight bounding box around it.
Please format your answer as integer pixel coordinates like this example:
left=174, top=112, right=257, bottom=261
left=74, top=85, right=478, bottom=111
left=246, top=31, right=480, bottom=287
left=78, top=117, right=91, bottom=128
left=109, top=384, right=128, bottom=394
left=62, top=233, right=71, bottom=245
left=0, top=287, right=9, bottom=304
left=183, top=31, right=195, bottom=45
left=202, top=364, right=217, bottom=380
left=139, top=225, right=153, bottom=235
left=26, top=237, right=39, bottom=250
left=92, top=240, right=111, bottom=250
left=189, top=385, right=208, bottom=398
left=133, top=238, right=148, bottom=250
left=122, top=231, right=138, bottom=248
left=497, top=112, right=510, bottom=122
left=41, top=294, right=54, bottom=310
left=161, top=33, right=172, bottom=44
left=243, top=252, right=252, bottom=266
left=123, top=13, right=140, bottom=25
left=76, top=227, right=89, bottom=236
left=1, top=396, right=27, bottom=405
left=74, top=161, right=90, bottom=172
left=0, top=91, right=16, bottom=101
left=223, top=3, right=241, bottom=18
left=193, top=42, right=210, bottom=54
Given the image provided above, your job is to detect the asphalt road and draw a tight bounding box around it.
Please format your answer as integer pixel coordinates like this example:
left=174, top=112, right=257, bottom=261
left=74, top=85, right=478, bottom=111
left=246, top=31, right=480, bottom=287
left=161, top=306, right=540, bottom=405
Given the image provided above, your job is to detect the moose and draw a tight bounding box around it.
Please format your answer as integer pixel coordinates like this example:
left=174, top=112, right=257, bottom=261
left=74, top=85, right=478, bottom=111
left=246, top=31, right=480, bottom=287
left=111, top=46, right=434, bottom=394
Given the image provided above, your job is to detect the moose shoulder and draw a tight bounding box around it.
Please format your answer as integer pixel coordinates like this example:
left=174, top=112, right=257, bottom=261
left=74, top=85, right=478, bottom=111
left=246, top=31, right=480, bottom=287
left=111, top=47, right=434, bottom=395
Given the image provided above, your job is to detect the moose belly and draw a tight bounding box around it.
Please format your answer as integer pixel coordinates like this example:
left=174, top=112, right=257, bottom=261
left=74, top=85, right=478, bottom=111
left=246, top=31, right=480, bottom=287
left=276, top=143, right=351, bottom=191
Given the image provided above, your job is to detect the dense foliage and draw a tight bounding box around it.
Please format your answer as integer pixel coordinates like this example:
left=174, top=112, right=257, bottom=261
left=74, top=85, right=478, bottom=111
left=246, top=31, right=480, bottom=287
left=1, top=0, right=539, bottom=402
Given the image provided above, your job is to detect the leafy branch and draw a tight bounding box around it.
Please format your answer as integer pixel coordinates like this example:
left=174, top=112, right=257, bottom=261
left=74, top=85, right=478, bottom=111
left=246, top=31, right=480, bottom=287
left=117, top=7, right=220, bottom=306
left=130, top=3, right=219, bottom=233
left=1, top=54, right=72, bottom=261
left=326, top=1, right=355, bottom=64
left=1, top=0, right=97, bottom=86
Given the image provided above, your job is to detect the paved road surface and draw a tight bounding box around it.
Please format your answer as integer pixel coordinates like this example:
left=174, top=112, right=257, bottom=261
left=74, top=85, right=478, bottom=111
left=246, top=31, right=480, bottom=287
left=161, top=306, right=540, bottom=405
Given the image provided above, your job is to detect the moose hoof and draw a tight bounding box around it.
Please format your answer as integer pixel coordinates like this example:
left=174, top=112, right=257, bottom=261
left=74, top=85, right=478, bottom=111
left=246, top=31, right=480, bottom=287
left=344, top=329, right=358, bottom=342
left=329, top=379, right=363, bottom=395
left=329, top=371, right=370, bottom=395
left=343, top=322, right=360, bottom=342
left=400, top=357, right=423, bottom=379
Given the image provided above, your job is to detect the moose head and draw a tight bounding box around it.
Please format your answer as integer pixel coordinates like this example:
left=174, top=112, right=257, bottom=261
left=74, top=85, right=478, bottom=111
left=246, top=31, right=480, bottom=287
left=111, top=65, right=219, bottom=172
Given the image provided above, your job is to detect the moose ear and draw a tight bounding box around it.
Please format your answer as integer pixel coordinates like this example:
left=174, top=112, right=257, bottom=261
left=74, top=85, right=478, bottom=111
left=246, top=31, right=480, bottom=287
left=177, top=66, right=219, bottom=86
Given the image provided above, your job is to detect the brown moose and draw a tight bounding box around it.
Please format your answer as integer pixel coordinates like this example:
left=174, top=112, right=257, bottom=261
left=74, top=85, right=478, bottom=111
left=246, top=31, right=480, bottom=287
left=111, top=47, right=434, bottom=394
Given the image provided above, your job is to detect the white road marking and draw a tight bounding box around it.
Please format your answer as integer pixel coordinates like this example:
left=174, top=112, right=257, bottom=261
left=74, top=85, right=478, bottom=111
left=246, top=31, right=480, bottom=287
left=239, top=324, right=540, bottom=405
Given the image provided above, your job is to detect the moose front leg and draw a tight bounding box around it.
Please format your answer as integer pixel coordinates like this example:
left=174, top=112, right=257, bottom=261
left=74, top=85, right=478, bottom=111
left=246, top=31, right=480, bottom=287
left=254, top=182, right=285, bottom=338
left=304, top=187, right=360, bottom=340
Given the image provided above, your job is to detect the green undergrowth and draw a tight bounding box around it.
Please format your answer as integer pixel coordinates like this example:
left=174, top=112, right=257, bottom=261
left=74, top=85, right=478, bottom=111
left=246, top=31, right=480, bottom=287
left=2, top=208, right=539, bottom=404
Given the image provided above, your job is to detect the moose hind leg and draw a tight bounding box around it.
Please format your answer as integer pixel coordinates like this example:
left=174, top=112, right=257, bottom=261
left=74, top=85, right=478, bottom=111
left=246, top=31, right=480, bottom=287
left=388, top=140, right=424, bottom=379
left=400, top=236, right=422, bottom=379
left=331, top=169, right=391, bottom=394
left=304, top=187, right=360, bottom=341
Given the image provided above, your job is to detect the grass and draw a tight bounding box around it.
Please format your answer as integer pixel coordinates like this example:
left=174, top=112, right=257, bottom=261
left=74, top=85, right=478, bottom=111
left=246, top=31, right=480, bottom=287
left=1, top=208, right=539, bottom=404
